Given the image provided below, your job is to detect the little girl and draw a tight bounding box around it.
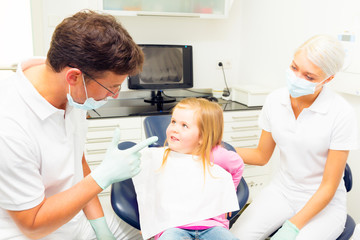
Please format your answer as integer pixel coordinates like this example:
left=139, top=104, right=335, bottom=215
left=133, top=98, right=244, bottom=240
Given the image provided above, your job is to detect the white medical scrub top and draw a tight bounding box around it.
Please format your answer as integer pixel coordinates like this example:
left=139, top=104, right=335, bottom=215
left=260, top=87, right=358, bottom=205
left=0, top=58, right=88, bottom=239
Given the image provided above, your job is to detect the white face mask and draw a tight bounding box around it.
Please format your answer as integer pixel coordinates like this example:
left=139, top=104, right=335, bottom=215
left=67, top=75, right=108, bottom=110
left=286, top=69, right=327, bottom=98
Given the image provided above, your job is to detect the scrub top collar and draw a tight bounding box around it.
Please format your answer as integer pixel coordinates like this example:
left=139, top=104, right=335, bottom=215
left=15, top=58, right=67, bottom=121
left=281, top=86, right=332, bottom=115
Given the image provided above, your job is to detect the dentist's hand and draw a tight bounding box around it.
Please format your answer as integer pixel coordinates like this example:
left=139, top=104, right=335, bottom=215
left=91, top=128, right=158, bottom=189
left=271, top=220, right=299, bottom=240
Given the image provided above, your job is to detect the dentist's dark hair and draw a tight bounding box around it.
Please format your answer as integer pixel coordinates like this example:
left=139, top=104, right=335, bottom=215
left=47, top=10, right=143, bottom=78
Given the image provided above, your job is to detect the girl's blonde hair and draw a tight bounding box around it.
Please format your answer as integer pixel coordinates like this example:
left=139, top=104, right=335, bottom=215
left=161, top=98, right=224, bottom=174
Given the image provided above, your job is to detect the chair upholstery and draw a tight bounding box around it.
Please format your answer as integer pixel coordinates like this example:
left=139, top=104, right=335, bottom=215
left=336, top=163, right=356, bottom=240
left=110, top=141, right=140, bottom=230
left=143, top=114, right=171, bottom=148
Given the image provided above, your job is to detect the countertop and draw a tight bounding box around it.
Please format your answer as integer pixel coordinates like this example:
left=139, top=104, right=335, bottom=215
left=87, top=97, right=262, bottom=119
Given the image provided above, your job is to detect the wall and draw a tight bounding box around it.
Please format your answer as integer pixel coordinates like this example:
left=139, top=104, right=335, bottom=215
left=237, top=0, right=360, bottom=89
left=32, top=0, right=243, bottom=91
left=115, top=13, right=241, bottom=90
left=0, top=0, right=33, bottom=79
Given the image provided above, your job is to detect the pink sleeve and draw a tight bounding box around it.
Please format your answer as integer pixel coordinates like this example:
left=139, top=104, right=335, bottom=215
left=211, top=145, right=244, bottom=188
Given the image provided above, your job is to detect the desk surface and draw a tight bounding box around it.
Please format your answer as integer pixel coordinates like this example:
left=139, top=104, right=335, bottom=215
left=87, top=97, right=261, bottom=119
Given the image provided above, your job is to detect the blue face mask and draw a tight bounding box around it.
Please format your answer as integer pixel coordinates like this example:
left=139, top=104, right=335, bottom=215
left=286, top=69, right=327, bottom=98
left=67, top=75, right=108, bottom=110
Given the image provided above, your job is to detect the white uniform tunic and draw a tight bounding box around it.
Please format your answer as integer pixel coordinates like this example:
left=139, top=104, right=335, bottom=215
left=0, top=59, right=86, bottom=239
left=231, top=87, right=358, bottom=240
left=263, top=87, right=357, bottom=203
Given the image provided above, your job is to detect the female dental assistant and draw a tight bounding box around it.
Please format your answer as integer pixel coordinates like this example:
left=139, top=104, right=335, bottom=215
left=0, top=10, right=156, bottom=239
left=230, top=35, right=358, bottom=240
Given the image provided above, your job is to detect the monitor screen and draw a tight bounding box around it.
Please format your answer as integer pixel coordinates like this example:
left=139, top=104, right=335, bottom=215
left=128, top=44, right=193, bottom=90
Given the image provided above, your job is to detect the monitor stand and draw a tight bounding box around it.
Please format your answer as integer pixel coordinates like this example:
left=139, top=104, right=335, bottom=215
left=144, top=90, right=176, bottom=104
left=144, top=90, right=176, bottom=111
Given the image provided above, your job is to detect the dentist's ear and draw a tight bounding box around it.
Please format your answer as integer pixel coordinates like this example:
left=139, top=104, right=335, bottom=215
left=65, top=67, right=82, bottom=86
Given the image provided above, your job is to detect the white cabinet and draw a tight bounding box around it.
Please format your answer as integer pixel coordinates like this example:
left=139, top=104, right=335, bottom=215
left=99, top=0, right=234, bottom=18
left=223, top=110, right=261, bottom=149
left=85, top=110, right=272, bottom=200
left=85, top=117, right=143, bottom=196
left=223, top=110, right=272, bottom=202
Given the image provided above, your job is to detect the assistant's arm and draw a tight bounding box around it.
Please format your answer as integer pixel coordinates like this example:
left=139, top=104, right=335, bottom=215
left=235, top=129, right=276, bottom=166
left=289, top=149, right=349, bottom=229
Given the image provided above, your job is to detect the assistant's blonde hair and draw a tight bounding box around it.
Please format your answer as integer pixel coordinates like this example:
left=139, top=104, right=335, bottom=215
left=295, top=34, right=345, bottom=77
left=162, top=98, right=224, bottom=173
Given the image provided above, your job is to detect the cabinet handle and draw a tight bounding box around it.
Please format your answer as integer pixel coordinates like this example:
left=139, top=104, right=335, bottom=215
left=231, top=125, right=258, bottom=130
left=86, top=149, right=107, bottom=154
left=86, top=138, right=112, bottom=144
left=231, top=116, right=259, bottom=120
left=247, top=181, right=256, bottom=187
left=237, top=144, right=257, bottom=148
left=231, top=135, right=258, bottom=140
left=88, top=124, right=120, bottom=132
left=87, top=160, right=102, bottom=165
left=137, top=12, right=201, bottom=18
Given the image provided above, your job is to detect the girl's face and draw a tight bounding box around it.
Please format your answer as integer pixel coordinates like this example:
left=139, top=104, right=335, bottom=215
left=166, top=107, right=201, bottom=155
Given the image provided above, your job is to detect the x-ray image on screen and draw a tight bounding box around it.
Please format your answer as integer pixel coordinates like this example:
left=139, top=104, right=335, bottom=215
left=139, top=47, right=183, bottom=84
left=127, top=44, right=193, bottom=93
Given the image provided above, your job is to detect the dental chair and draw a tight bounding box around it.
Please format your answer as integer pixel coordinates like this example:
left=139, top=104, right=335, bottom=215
left=111, top=141, right=141, bottom=229
left=267, top=163, right=355, bottom=240
left=111, top=114, right=249, bottom=230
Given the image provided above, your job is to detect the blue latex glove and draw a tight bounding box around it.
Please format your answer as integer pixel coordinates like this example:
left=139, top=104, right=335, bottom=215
left=89, top=217, right=115, bottom=240
left=91, top=128, right=158, bottom=189
left=271, top=220, right=299, bottom=240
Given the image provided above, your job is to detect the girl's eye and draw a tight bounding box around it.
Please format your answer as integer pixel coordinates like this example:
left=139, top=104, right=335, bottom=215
left=171, top=120, right=176, bottom=124
left=182, top=124, right=188, bottom=128
left=290, top=65, right=297, bottom=71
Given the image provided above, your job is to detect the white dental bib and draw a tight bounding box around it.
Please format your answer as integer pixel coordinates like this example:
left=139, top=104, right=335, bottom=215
left=133, top=147, right=239, bottom=239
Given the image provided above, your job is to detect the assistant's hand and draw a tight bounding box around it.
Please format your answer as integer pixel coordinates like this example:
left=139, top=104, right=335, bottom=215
left=91, top=128, right=158, bottom=189
left=271, top=220, right=299, bottom=240
left=89, top=217, right=115, bottom=240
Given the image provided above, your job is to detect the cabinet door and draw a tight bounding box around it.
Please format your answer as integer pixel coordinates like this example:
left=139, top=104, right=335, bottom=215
left=223, top=110, right=261, bottom=148
left=100, top=0, right=233, bottom=18
left=243, top=175, right=271, bottom=202
left=85, top=117, right=143, bottom=197
left=223, top=110, right=274, bottom=203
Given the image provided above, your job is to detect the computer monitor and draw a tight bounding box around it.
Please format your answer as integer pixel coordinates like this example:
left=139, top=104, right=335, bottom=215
left=128, top=44, right=193, bottom=104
